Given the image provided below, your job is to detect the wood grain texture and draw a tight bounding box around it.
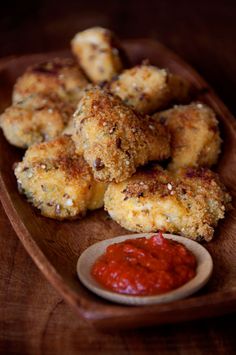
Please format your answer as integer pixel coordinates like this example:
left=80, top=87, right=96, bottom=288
left=1, top=0, right=236, bottom=114
left=1, top=1, right=236, bottom=351
left=0, top=39, right=236, bottom=330
left=0, top=202, right=235, bottom=354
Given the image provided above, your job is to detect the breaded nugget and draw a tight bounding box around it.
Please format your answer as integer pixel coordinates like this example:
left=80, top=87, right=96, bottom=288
left=0, top=94, right=74, bottom=148
left=109, top=64, right=190, bottom=114
left=153, top=102, right=221, bottom=170
left=72, top=87, right=170, bottom=182
left=14, top=135, right=107, bottom=219
left=62, top=116, right=75, bottom=135
left=104, top=165, right=231, bottom=241
left=71, top=27, right=126, bottom=83
left=13, top=58, right=88, bottom=104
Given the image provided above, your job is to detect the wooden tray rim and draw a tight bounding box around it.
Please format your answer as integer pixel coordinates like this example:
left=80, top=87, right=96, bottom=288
left=0, top=39, right=236, bottom=328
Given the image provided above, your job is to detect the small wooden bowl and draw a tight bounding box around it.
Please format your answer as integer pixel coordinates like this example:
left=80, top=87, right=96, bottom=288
left=77, top=233, right=213, bottom=306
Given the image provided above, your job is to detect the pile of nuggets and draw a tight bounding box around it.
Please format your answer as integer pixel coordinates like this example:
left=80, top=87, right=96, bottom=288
left=1, top=27, right=231, bottom=241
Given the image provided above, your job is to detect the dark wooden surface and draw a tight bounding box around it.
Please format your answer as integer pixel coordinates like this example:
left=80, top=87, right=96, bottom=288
left=1, top=0, right=236, bottom=353
left=1, top=41, right=236, bottom=330
left=0, top=201, right=235, bottom=354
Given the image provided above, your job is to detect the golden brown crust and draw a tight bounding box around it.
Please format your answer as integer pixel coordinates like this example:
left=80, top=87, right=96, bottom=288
left=109, top=64, right=191, bottom=114
left=153, top=102, right=222, bottom=170
left=0, top=93, right=75, bottom=148
left=14, top=135, right=107, bottom=219
left=71, top=27, right=126, bottom=83
left=72, top=87, right=170, bottom=182
left=104, top=165, right=231, bottom=241
left=13, top=58, right=88, bottom=104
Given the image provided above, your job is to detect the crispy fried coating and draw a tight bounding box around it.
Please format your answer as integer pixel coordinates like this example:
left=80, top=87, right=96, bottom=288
left=109, top=64, right=191, bottom=114
left=104, top=165, right=231, bottom=241
left=72, top=87, right=170, bottom=182
left=153, top=102, right=222, bottom=170
left=71, top=27, right=126, bottom=83
left=0, top=94, right=74, bottom=148
left=62, top=116, right=75, bottom=135
left=13, top=58, right=88, bottom=104
left=14, top=135, right=107, bottom=219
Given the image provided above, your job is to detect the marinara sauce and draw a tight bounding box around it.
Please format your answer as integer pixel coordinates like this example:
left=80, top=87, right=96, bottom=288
left=91, top=232, right=197, bottom=296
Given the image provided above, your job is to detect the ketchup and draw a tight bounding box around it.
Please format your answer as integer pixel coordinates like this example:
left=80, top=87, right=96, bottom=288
left=91, top=232, right=197, bottom=296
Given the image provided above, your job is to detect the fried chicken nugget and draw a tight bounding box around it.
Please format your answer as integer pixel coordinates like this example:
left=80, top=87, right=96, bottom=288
left=104, top=165, right=231, bottom=241
left=109, top=64, right=191, bottom=114
left=72, top=87, right=170, bottom=182
left=153, top=102, right=222, bottom=170
left=13, top=58, right=88, bottom=104
left=0, top=94, right=74, bottom=148
left=71, top=27, right=126, bottom=83
left=14, top=135, right=107, bottom=219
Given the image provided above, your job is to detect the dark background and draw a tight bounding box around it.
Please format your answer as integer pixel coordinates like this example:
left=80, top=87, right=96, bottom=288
left=0, top=1, right=236, bottom=353
left=1, top=0, right=236, bottom=114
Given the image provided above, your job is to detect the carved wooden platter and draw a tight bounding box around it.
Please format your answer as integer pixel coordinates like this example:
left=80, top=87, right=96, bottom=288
left=0, top=39, right=236, bottom=329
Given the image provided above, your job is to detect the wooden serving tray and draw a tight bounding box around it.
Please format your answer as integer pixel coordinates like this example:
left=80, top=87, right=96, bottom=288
left=0, top=39, right=236, bottom=329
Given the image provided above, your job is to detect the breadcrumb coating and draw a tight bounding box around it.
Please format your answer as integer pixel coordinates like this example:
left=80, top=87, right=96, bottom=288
left=153, top=102, right=222, bottom=170
left=104, top=165, right=231, bottom=241
left=109, top=64, right=191, bottom=114
left=62, top=117, right=75, bottom=135
left=0, top=94, right=74, bottom=148
left=72, top=87, right=171, bottom=182
left=71, top=27, right=126, bottom=83
left=14, top=135, right=107, bottom=219
left=13, top=58, right=88, bottom=104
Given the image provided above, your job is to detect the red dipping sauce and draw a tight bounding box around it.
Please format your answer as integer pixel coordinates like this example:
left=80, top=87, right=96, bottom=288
left=91, top=233, right=197, bottom=296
